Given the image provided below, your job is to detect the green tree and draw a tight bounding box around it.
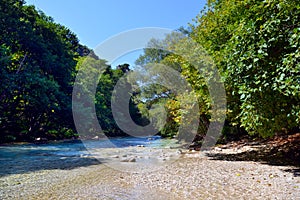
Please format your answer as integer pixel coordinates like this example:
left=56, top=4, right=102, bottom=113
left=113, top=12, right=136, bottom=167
left=133, top=32, right=217, bottom=143
left=0, top=0, right=80, bottom=142
left=192, top=0, right=300, bottom=137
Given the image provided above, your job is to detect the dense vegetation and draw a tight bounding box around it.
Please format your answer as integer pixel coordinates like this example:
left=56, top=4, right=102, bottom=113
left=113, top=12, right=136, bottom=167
left=0, top=0, right=78, bottom=142
left=135, top=0, right=300, bottom=141
left=0, top=0, right=299, bottom=144
left=0, top=0, right=144, bottom=142
left=191, top=0, right=300, bottom=138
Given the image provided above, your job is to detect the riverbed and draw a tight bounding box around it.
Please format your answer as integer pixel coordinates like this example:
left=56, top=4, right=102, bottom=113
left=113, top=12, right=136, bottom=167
left=0, top=137, right=299, bottom=199
left=0, top=136, right=183, bottom=175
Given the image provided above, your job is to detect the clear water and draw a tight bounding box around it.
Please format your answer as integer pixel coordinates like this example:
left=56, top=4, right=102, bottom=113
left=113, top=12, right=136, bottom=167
left=0, top=136, right=180, bottom=159
left=0, top=137, right=184, bottom=199
left=0, top=136, right=183, bottom=176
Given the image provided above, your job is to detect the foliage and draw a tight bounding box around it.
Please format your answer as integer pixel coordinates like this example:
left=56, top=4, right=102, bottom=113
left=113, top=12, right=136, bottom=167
left=1, top=0, right=298, bottom=144
left=74, top=57, right=145, bottom=138
left=0, top=0, right=146, bottom=142
left=133, top=33, right=216, bottom=141
left=0, top=0, right=80, bottom=142
left=191, top=0, right=300, bottom=137
left=135, top=0, right=299, bottom=141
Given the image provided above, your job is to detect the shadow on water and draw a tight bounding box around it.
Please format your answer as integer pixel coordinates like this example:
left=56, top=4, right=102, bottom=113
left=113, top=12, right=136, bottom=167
left=0, top=140, right=101, bottom=177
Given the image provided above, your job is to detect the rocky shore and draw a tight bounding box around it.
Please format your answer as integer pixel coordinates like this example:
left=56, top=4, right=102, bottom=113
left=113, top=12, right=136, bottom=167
left=0, top=144, right=299, bottom=199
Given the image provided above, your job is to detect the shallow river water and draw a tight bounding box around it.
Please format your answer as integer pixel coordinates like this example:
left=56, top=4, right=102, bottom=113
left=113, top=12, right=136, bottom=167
left=0, top=136, right=183, bottom=175
left=0, top=137, right=299, bottom=200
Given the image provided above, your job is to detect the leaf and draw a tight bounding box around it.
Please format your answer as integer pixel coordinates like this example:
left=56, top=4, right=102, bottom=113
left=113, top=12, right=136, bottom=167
left=240, top=94, right=245, bottom=99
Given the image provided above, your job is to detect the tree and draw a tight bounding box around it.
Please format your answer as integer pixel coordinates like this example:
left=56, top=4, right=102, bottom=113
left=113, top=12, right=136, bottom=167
left=133, top=32, right=219, bottom=143
left=191, top=0, right=300, bottom=137
left=0, top=0, right=80, bottom=142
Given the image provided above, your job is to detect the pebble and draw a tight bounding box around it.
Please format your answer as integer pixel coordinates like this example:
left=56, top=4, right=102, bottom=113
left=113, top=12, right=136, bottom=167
left=0, top=147, right=299, bottom=200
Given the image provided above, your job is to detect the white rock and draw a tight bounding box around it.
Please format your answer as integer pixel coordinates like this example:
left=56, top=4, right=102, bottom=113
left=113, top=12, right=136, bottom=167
left=215, top=147, right=222, bottom=151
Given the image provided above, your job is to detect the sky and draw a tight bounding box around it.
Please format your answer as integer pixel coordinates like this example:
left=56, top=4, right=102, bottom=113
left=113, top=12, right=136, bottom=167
left=25, top=0, right=206, bottom=66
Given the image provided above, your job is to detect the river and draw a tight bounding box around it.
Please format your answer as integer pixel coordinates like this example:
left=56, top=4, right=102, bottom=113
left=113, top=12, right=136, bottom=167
left=0, top=136, right=183, bottom=176
left=0, top=137, right=299, bottom=199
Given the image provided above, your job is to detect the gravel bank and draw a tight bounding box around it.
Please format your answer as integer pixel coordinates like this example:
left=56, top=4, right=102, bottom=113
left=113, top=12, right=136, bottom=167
left=0, top=149, right=299, bottom=200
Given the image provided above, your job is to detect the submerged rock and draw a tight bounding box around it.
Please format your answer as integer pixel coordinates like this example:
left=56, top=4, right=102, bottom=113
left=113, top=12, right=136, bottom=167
left=120, top=157, right=136, bottom=162
left=110, top=155, right=119, bottom=158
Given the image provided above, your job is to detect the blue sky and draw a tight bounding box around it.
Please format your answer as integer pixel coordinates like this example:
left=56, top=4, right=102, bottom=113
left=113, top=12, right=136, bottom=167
left=25, top=0, right=206, bottom=66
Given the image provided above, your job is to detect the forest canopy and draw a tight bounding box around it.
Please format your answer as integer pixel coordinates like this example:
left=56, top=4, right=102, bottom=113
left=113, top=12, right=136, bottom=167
left=0, top=0, right=141, bottom=142
left=0, top=0, right=299, bottom=143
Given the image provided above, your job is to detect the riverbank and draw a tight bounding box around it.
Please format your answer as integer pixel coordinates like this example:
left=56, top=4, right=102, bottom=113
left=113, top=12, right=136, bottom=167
left=0, top=144, right=299, bottom=199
